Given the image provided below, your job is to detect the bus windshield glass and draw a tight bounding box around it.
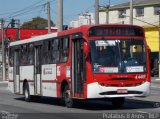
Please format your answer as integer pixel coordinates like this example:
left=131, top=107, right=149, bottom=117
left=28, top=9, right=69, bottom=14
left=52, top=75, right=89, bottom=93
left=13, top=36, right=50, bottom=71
left=89, top=39, right=147, bottom=74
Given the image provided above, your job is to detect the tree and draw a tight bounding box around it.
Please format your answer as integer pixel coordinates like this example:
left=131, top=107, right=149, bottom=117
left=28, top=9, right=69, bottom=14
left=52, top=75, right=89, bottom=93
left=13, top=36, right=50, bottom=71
left=22, top=17, right=55, bottom=29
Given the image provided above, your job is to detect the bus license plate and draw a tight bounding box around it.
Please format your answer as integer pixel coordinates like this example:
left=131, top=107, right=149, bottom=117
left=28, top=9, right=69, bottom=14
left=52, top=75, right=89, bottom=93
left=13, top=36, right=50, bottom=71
left=117, top=89, right=128, bottom=94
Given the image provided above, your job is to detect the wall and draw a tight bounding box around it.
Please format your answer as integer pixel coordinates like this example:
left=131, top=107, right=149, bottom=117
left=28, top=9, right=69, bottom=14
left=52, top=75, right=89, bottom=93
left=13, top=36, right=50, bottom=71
left=144, top=27, right=159, bottom=52
left=99, top=6, right=159, bottom=26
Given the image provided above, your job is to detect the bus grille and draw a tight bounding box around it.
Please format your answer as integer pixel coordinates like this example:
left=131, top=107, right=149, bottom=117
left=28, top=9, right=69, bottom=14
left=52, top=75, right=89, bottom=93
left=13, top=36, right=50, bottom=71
left=99, top=91, right=143, bottom=95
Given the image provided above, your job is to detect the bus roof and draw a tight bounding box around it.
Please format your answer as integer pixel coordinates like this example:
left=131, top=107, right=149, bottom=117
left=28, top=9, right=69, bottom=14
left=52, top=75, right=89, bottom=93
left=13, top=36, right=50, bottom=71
left=57, top=24, right=144, bottom=36
left=9, top=32, right=57, bottom=46
left=9, top=24, right=143, bottom=47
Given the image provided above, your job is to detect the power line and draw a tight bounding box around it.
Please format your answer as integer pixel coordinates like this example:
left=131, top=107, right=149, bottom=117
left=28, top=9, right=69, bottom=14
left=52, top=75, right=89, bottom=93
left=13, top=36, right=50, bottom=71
left=4, top=0, right=56, bottom=19
left=38, top=4, right=46, bottom=17
left=133, top=17, right=159, bottom=27
left=84, top=5, right=94, bottom=12
left=8, top=3, right=47, bottom=18
left=100, top=0, right=126, bottom=6
left=16, top=7, right=46, bottom=18
left=0, top=11, right=16, bottom=16
left=111, top=0, right=129, bottom=5
left=5, top=0, right=45, bottom=19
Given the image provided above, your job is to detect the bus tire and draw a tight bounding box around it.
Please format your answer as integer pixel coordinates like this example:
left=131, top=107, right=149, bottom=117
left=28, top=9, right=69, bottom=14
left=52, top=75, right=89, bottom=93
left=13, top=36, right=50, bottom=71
left=63, top=86, right=74, bottom=108
left=24, top=83, right=31, bottom=102
left=111, top=97, right=125, bottom=107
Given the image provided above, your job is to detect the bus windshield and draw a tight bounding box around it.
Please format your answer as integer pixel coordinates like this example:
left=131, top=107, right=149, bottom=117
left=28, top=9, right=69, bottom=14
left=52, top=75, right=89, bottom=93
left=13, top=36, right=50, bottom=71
left=89, top=39, right=147, bottom=74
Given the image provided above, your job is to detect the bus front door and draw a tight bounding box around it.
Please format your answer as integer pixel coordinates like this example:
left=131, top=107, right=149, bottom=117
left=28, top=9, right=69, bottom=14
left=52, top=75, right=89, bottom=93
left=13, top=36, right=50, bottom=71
left=34, top=46, right=42, bottom=95
left=13, top=50, right=20, bottom=93
left=72, top=39, right=86, bottom=97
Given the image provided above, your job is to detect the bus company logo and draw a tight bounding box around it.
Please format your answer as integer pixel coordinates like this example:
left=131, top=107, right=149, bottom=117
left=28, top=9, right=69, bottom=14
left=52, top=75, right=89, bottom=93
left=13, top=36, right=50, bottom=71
left=135, top=75, right=146, bottom=79
left=99, top=67, right=105, bottom=73
left=43, top=68, right=53, bottom=75
left=120, top=82, right=124, bottom=86
left=126, top=67, right=132, bottom=72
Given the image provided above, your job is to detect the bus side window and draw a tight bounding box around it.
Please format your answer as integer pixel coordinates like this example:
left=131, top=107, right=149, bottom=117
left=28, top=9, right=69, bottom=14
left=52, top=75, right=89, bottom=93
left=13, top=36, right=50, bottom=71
left=51, top=40, right=55, bottom=63
left=52, top=38, right=60, bottom=63
left=28, top=44, right=34, bottom=65
left=42, top=41, right=46, bottom=64
left=20, top=46, right=23, bottom=65
left=20, top=45, right=28, bottom=65
left=48, top=40, right=52, bottom=64
left=42, top=40, right=51, bottom=64
left=60, top=37, right=69, bottom=62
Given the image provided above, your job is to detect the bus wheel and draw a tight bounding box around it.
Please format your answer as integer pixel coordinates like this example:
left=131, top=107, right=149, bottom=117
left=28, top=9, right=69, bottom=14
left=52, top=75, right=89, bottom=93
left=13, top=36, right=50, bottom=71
left=24, top=83, right=31, bottom=102
left=64, top=86, right=74, bottom=108
left=111, top=97, right=125, bottom=107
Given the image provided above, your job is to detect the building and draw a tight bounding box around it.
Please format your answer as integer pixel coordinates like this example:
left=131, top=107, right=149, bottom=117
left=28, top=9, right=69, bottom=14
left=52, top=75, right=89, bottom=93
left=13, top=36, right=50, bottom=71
left=99, top=0, right=160, bottom=26
left=0, top=28, right=57, bottom=41
left=0, top=28, right=57, bottom=65
left=70, top=12, right=95, bottom=28
left=99, top=0, right=160, bottom=70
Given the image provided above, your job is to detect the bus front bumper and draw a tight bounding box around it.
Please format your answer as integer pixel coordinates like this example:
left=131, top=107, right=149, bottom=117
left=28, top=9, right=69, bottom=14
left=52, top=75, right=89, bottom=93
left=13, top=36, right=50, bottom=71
left=87, top=81, right=150, bottom=99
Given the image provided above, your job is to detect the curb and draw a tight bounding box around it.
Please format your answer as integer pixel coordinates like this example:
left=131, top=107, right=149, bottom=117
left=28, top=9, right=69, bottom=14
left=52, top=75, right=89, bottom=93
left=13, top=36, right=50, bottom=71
left=0, top=81, right=8, bottom=88
left=0, top=81, right=8, bottom=84
left=151, top=82, right=160, bottom=88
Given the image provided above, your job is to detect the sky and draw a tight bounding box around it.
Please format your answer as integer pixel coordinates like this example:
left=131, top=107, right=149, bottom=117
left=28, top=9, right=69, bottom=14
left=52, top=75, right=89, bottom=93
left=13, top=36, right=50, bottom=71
left=0, top=0, right=129, bottom=26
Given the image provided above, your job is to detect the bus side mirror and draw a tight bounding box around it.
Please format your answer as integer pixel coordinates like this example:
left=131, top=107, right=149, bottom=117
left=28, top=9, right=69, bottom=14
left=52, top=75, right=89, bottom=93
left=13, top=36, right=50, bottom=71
left=84, top=41, right=89, bottom=59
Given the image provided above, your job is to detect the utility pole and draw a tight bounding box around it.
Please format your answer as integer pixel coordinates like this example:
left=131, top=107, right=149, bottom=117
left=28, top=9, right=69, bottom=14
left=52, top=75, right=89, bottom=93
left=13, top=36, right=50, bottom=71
left=47, top=0, right=51, bottom=33
left=89, top=14, right=91, bottom=25
left=95, top=0, right=99, bottom=24
left=158, top=11, right=160, bottom=78
left=130, top=0, right=133, bottom=24
left=58, top=0, right=63, bottom=31
left=106, top=0, right=110, bottom=24
left=17, top=19, right=20, bottom=40
left=1, top=19, right=6, bottom=81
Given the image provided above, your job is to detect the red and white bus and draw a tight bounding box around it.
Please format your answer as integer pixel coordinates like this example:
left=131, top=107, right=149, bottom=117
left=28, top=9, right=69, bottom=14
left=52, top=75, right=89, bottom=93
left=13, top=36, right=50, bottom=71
left=8, top=24, right=151, bottom=107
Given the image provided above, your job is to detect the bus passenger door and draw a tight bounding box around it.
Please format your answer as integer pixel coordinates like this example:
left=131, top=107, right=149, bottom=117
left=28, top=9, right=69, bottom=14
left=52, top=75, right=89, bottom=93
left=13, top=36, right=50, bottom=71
left=13, top=50, right=20, bottom=93
left=34, top=46, right=42, bottom=95
left=72, top=39, right=86, bottom=97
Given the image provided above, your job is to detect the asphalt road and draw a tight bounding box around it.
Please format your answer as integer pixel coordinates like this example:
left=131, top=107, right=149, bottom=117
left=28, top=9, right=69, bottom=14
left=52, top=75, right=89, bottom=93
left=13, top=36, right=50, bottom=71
left=0, top=81, right=160, bottom=119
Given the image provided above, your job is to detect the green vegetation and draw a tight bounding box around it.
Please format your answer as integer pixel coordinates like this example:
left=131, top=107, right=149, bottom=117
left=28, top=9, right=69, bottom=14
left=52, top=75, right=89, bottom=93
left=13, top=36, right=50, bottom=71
left=22, top=17, right=55, bottom=29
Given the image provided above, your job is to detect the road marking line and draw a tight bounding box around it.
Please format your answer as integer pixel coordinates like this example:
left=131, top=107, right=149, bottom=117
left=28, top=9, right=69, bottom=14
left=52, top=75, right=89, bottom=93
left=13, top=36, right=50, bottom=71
left=151, top=86, right=160, bottom=88
left=155, top=78, right=160, bottom=80
left=0, top=110, right=10, bottom=114
left=151, top=93, right=160, bottom=95
left=137, top=111, right=149, bottom=114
